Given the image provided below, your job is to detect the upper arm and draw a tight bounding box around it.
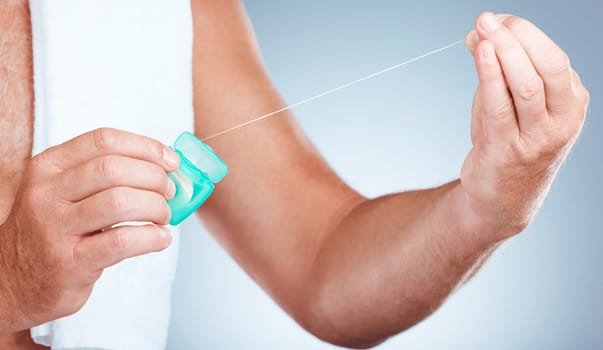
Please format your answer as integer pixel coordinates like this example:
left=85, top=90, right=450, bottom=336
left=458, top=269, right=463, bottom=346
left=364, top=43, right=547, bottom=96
left=190, top=0, right=363, bottom=315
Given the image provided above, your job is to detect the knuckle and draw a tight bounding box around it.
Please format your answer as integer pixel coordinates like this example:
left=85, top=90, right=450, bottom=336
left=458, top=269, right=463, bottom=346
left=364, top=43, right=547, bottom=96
left=489, top=100, right=515, bottom=120
left=571, top=69, right=582, bottom=85
left=147, top=142, right=165, bottom=164
left=499, top=142, right=520, bottom=166
left=558, top=121, right=583, bottom=145
left=92, top=127, right=117, bottom=151
left=108, top=188, right=129, bottom=215
left=547, top=130, right=569, bottom=152
left=556, top=133, right=575, bottom=151
left=518, top=147, right=541, bottom=164
left=517, top=75, right=544, bottom=101
left=111, top=228, right=130, bottom=252
left=97, top=156, right=119, bottom=181
left=547, top=51, right=571, bottom=76
left=577, top=86, right=590, bottom=105
left=511, top=138, right=541, bottom=164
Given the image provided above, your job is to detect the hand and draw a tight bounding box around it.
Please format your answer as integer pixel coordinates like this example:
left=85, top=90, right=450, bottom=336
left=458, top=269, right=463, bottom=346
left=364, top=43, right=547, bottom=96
left=460, top=13, right=589, bottom=238
left=0, top=128, right=180, bottom=333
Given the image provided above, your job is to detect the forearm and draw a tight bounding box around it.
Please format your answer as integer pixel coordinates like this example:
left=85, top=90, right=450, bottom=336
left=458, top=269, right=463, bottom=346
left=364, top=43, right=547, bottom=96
left=201, top=175, right=498, bottom=348
left=305, top=180, right=498, bottom=347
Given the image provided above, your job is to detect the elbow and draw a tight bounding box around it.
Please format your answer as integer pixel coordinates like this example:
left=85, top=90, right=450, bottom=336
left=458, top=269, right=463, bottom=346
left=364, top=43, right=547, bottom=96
left=298, top=289, right=392, bottom=349
left=297, top=276, right=439, bottom=349
left=303, top=315, right=388, bottom=349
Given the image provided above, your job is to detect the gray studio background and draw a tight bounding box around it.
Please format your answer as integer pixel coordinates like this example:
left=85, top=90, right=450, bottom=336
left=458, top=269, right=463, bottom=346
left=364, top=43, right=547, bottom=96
left=167, top=1, right=602, bottom=349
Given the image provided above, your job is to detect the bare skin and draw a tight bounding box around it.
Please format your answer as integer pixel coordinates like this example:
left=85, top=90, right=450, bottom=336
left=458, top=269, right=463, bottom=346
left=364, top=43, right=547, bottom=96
left=0, top=0, right=589, bottom=349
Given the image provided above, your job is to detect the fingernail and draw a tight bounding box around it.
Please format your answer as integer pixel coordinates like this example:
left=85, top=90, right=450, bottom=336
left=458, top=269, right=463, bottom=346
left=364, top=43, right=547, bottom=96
left=160, top=226, right=173, bottom=241
left=163, top=147, right=180, bottom=169
left=482, top=42, right=496, bottom=64
left=480, top=12, right=501, bottom=33
left=165, top=177, right=176, bottom=199
left=468, top=30, right=479, bottom=46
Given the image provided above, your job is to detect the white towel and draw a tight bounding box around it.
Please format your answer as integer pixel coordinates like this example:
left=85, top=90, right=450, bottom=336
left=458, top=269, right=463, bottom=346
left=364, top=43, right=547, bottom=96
left=29, top=1, right=194, bottom=349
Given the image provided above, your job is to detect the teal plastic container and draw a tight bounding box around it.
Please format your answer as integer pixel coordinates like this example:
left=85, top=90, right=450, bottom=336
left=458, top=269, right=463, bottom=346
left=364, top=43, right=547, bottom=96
left=167, top=132, right=228, bottom=225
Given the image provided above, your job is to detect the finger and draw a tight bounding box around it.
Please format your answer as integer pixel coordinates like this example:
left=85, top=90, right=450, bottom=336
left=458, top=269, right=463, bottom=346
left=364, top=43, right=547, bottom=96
left=44, top=127, right=180, bottom=171
left=473, top=40, right=517, bottom=143
left=59, top=155, right=176, bottom=202
left=465, top=29, right=480, bottom=54
left=470, top=91, right=482, bottom=145
left=71, top=187, right=171, bottom=234
left=496, top=14, right=513, bottom=22
left=74, top=224, right=172, bottom=271
left=571, top=69, right=581, bottom=87
left=465, top=14, right=514, bottom=55
left=497, top=15, right=574, bottom=114
left=475, top=12, right=547, bottom=132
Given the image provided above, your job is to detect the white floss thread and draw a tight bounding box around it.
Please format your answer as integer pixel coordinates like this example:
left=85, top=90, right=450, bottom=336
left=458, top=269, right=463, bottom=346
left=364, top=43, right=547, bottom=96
left=202, top=39, right=465, bottom=141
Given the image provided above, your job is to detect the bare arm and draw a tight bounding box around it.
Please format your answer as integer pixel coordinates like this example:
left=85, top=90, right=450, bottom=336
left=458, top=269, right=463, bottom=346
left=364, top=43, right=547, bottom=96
left=191, top=2, right=588, bottom=348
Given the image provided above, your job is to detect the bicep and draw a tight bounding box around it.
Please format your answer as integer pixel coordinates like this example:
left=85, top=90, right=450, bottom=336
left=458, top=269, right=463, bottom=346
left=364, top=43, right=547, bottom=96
left=191, top=0, right=362, bottom=302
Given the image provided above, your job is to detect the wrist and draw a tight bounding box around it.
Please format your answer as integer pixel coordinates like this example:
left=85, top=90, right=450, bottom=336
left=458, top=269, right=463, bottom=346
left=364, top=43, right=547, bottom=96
left=442, top=181, right=510, bottom=250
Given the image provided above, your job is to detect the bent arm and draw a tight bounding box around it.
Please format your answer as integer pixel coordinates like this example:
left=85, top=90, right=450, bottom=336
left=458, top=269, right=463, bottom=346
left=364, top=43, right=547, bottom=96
left=191, top=1, right=498, bottom=347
